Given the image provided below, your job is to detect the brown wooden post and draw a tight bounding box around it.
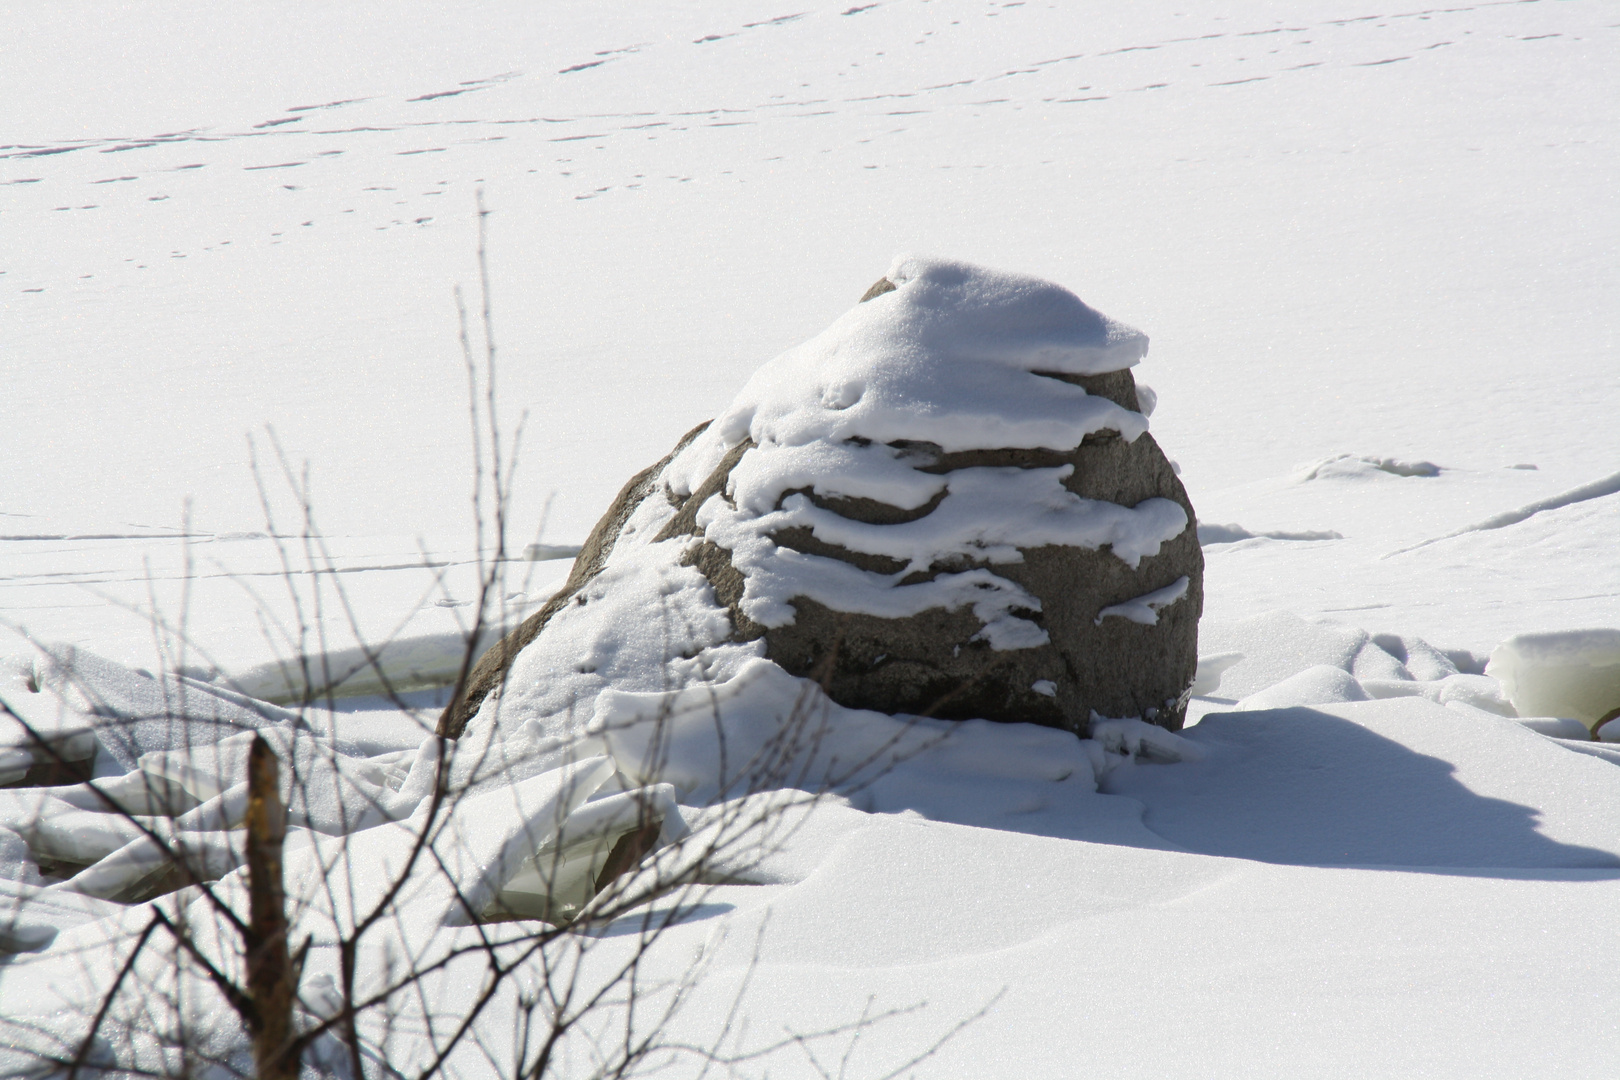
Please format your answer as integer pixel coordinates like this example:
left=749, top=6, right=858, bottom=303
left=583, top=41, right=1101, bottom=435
left=245, top=735, right=297, bottom=1080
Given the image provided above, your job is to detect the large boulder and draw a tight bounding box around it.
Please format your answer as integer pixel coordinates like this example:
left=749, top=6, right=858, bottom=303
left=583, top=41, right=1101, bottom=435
left=440, top=257, right=1201, bottom=740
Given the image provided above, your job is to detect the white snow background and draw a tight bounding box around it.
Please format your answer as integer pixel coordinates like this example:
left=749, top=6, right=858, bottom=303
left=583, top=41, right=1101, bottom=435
left=3, top=1, right=1619, bottom=1077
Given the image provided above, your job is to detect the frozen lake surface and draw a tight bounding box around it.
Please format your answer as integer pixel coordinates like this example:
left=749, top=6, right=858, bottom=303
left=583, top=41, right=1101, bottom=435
left=3, top=2, right=1618, bottom=1076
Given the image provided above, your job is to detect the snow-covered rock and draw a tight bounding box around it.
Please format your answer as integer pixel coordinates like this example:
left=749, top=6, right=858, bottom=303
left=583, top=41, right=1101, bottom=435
left=448, top=257, right=1201, bottom=740
left=1236, top=664, right=1369, bottom=711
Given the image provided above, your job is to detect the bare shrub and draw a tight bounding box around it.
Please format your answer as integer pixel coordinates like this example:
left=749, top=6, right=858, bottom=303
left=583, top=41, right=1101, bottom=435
left=0, top=198, right=989, bottom=1080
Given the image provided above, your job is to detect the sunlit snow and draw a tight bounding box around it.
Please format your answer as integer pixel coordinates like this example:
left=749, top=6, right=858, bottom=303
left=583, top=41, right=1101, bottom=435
left=3, top=1, right=1619, bottom=1077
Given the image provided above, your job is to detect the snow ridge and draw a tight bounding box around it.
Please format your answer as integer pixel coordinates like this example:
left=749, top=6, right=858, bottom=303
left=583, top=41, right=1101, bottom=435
left=1387, top=467, right=1620, bottom=556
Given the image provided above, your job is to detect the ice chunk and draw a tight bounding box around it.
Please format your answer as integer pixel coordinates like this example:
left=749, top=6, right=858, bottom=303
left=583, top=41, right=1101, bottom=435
left=0, top=828, right=42, bottom=886
left=277, top=756, right=617, bottom=931
left=45, top=769, right=199, bottom=817
left=137, top=729, right=397, bottom=835
left=0, top=749, right=30, bottom=787
left=1486, top=630, right=1620, bottom=729
left=8, top=777, right=250, bottom=893
left=228, top=630, right=504, bottom=704
left=14, top=643, right=288, bottom=770
left=0, top=789, right=152, bottom=865
left=495, top=784, right=687, bottom=922
left=1237, top=665, right=1369, bottom=711
left=1189, top=652, right=1244, bottom=697
left=444, top=756, right=617, bottom=914
left=65, top=827, right=247, bottom=902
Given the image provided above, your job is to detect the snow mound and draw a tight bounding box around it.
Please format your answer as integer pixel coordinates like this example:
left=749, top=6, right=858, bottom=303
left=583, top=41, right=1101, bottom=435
left=1237, top=665, right=1369, bottom=710
left=0, top=640, right=1205, bottom=940
left=587, top=656, right=1201, bottom=810
left=1294, top=454, right=1442, bottom=481
left=1200, top=611, right=1373, bottom=700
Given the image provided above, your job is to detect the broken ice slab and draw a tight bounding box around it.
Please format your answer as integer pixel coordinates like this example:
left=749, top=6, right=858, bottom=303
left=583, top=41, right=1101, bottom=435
left=494, top=783, right=688, bottom=923
left=0, top=878, right=123, bottom=953
left=0, top=749, right=31, bottom=786
left=522, top=542, right=582, bottom=562
left=1486, top=629, right=1620, bottom=730
left=0, top=653, right=99, bottom=784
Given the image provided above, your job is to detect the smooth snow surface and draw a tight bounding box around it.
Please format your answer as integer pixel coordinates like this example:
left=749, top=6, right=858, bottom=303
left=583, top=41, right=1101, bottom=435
left=1108, top=698, right=1620, bottom=869
left=5, top=1, right=1620, bottom=1076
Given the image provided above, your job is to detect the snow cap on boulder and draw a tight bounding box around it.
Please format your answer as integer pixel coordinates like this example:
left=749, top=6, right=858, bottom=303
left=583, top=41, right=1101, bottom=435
left=705, top=255, right=1150, bottom=461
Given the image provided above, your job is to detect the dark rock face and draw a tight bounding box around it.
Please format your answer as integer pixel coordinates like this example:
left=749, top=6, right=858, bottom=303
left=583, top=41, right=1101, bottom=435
left=671, top=373, right=1200, bottom=734
left=440, top=273, right=1202, bottom=740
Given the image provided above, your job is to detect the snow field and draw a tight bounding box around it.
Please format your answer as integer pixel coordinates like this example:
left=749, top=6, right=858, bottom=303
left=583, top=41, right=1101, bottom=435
left=3, top=0, right=1620, bottom=1076
left=5, top=633, right=1620, bottom=1075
